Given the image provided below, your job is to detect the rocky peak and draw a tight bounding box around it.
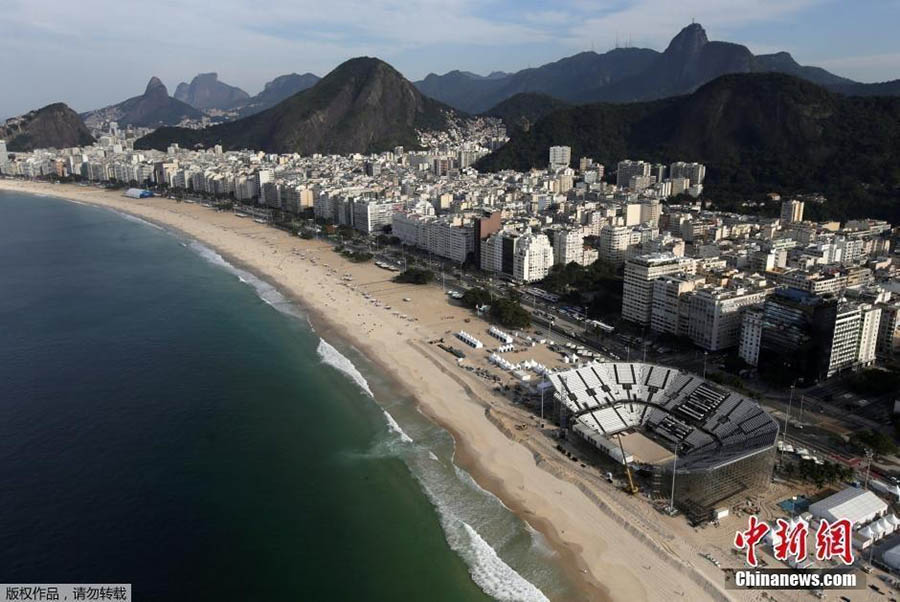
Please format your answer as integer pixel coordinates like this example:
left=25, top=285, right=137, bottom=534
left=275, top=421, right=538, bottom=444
left=664, top=23, right=709, bottom=57
left=144, top=77, right=167, bottom=96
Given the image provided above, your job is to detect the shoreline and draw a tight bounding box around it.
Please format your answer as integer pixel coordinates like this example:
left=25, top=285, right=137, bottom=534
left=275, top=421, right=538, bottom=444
left=0, top=180, right=729, bottom=602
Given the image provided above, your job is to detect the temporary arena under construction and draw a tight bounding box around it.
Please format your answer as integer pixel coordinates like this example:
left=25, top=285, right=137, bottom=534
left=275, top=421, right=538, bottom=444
left=548, top=362, right=779, bottom=522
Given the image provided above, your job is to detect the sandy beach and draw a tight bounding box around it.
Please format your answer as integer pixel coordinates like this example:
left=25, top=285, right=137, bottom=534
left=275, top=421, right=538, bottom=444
left=2, top=180, right=743, bottom=602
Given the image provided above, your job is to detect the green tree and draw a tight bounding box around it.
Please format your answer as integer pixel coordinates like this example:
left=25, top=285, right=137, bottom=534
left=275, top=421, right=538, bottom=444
left=394, top=268, right=434, bottom=285
left=489, top=296, right=531, bottom=329
left=461, top=287, right=492, bottom=308
left=849, top=430, right=898, bottom=456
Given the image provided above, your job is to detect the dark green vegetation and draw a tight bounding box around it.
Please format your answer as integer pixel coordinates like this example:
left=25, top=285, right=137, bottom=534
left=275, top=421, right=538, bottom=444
left=781, top=460, right=854, bottom=488
left=460, top=288, right=530, bottom=329
left=174, top=73, right=250, bottom=111
left=539, top=260, right=623, bottom=319
left=849, top=430, right=898, bottom=457
left=394, top=267, right=434, bottom=284
left=0, top=103, right=94, bottom=151
left=82, top=77, right=203, bottom=128
left=488, top=296, right=531, bottom=329
left=831, top=79, right=900, bottom=97
left=460, top=287, right=493, bottom=309
left=477, top=73, right=900, bottom=223
left=484, top=93, right=570, bottom=133
left=341, top=250, right=373, bottom=263
left=848, top=368, right=900, bottom=396
left=135, top=58, right=454, bottom=155
left=417, top=23, right=870, bottom=114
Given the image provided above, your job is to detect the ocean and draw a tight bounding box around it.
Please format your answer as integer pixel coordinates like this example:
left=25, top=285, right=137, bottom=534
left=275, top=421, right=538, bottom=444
left=0, top=190, right=579, bottom=601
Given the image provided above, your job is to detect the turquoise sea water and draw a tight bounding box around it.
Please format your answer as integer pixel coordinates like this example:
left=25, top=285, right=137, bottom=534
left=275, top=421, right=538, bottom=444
left=0, top=191, right=578, bottom=601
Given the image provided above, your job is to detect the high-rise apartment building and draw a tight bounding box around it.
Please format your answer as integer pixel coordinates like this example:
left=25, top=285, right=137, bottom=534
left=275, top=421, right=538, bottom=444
left=392, top=212, right=474, bottom=263
left=650, top=276, right=699, bottom=335
left=548, top=146, right=571, bottom=170
left=552, top=228, right=585, bottom=266
left=514, top=233, right=554, bottom=283
left=598, top=224, right=632, bottom=265
left=351, top=199, right=394, bottom=233
left=669, top=162, right=706, bottom=185
left=622, top=254, right=696, bottom=325
left=473, top=210, right=501, bottom=267
left=780, top=199, right=805, bottom=224
left=684, top=286, right=771, bottom=351
left=616, top=160, right=650, bottom=188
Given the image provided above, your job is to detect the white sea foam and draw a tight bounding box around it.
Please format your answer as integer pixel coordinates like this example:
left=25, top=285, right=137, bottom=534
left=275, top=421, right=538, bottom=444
left=117, top=211, right=164, bottom=230
left=316, top=339, right=374, bottom=397
left=419, top=477, right=549, bottom=602
left=460, top=522, right=550, bottom=602
left=187, top=241, right=302, bottom=318
left=382, top=409, right=414, bottom=443
left=316, top=339, right=414, bottom=443
left=454, top=464, right=512, bottom=512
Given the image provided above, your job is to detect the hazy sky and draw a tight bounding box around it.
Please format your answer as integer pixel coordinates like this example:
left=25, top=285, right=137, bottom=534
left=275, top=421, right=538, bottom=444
left=2, top=0, right=899, bottom=118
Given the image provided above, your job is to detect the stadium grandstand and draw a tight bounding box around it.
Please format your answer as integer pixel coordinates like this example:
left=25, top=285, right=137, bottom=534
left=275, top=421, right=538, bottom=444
left=548, top=362, right=779, bottom=522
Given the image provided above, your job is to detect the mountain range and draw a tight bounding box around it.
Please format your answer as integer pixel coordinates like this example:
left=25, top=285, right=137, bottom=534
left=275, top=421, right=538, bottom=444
left=235, top=73, right=321, bottom=117
left=174, top=73, right=250, bottom=111
left=415, top=23, right=895, bottom=113
left=134, top=58, right=453, bottom=155
left=1, top=103, right=94, bottom=151
left=82, top=77, right=203, bottom=128
left=476, top=73, right=900, bottom=223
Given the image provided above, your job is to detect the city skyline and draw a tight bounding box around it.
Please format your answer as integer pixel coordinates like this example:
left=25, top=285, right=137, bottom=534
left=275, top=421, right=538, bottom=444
left=2, top=0, right=900, bottom=118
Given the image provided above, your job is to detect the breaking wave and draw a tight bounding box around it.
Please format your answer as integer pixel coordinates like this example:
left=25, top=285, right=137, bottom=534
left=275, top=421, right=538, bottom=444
left=316, top=339, right=414, bottom=443
left=383, top=409, right=414, bottom=443
left=419, top=479, right=550, bottom=602
left=117, top=211, right=165, bottom=231
left=316, top=338, right=374, bottom=397
left=187, top=241, right=302, bottom=318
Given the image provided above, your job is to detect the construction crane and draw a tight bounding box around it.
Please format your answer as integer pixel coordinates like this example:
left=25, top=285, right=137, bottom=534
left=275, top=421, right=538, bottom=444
left=616, top=434, right=639, bottom=495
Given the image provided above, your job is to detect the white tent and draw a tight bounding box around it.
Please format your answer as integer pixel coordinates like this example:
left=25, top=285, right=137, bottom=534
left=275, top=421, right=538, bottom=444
left=870, top=479, right=900, bottom=502
left=809, top=487, right=888, bottom=525
left=856, top=525, right=877, bottom=549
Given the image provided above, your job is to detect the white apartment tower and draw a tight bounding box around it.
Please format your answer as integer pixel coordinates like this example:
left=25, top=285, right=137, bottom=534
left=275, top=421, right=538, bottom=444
left=857, top=304, right=882, bottom=366
left=548, top=146, right=572, bottom=170
left=622, top=254, right=695, bottom=325
left=685, top=287, right=771, bottom=351
left=739, top=308, right=764, bottom=366
left=780, top=199, right=805, bottom=224
left=650, top=276, right=698, bottom=335
left=352, top=199, right=394, bottom=234
left=669, top=162, right=706, bottom=185
left=514, top=233, right=554, bottom=283
left=552, top=228, right=585, bottom=266
left=825, top=304, right=863, bottom=378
